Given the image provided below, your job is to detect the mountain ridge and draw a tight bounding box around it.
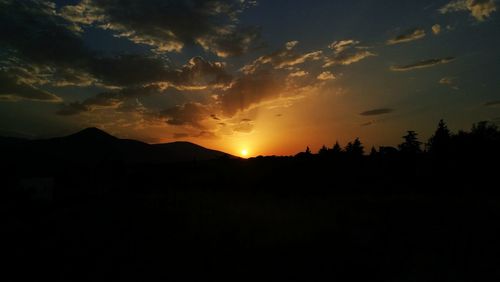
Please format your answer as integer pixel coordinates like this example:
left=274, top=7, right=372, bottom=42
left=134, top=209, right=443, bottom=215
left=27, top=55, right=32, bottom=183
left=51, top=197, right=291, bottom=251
left=0, top=127, right=234, bottom=166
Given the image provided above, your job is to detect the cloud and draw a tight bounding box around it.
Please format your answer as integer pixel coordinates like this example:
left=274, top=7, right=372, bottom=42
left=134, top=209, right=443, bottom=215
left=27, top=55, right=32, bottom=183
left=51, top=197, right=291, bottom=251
left=57, top=85, right=160, bottom=115
left=160, top=102, right=212, bottom=129
left=219, top=71, right=279, bottom=116
left=172, top=133, right=190, bottom=139
left=240, top=41, right=323, bottom=74
left=233, top=119, right=254, bottom=133
left=289, top=70, right=308, bottom=77
left=387, top=29, right=426, bottom=45
left=2, top=1, right=237, bottom=91
left=329, top=40, right=360, bottom=54
left=60, top=0, right=260, bottom=57
left=360, top=108, right=394, bottom=116
left=0, top=0, right=92, bottom=66
left=0, top=72, right=62, bottom=102
left=323, top=50, right=375, bottom=67
left=323, top=40, right=375, bottom=67
left=440, top=0, right=497, bottom=22
left=432, top=24, right=442, bottom=35
left=485, top=100, right=500, bottom=106
left=440, top=77, right=455, bottom=85
left=390, top=57, right=455, bottom=71
left=439, top=77, right=459, bottom=89
left=317, top=71, right=336, bottom=81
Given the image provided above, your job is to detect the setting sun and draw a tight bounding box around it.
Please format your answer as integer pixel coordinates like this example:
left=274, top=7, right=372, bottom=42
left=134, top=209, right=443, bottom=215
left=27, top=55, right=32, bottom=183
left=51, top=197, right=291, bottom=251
left=241, top=149, right=249, bottom=157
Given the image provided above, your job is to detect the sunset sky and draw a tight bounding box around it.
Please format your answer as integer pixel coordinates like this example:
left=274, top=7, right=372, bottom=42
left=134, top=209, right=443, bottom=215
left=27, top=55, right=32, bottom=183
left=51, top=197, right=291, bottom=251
left=1, top=0, right=500, bottom=156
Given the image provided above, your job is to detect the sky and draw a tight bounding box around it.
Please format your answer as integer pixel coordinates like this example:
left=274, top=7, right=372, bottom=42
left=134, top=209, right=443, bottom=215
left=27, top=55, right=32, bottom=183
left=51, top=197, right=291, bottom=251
left=1, top=0, right=500, bottom=157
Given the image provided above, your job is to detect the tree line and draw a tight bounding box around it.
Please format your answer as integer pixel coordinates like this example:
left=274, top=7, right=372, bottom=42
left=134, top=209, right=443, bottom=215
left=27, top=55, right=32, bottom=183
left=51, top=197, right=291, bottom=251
left=296, top=120, right=500, bottom=159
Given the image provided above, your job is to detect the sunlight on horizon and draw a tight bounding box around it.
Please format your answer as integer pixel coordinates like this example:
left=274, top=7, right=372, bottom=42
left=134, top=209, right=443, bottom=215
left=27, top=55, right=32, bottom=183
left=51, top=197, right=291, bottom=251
left=240, top=149, right=249, bottom=157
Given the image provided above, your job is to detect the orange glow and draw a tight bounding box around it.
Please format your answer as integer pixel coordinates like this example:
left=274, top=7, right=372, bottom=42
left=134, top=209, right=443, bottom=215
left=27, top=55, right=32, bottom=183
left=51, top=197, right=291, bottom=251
left=240, top=149, right=249, bottom=157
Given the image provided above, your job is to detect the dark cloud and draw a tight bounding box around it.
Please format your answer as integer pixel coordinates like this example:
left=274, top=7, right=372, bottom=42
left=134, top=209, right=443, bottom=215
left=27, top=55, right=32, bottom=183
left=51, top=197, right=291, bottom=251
left=485, top=100, right=500, bottom=107
left=61, top=0, right=260, bottom=57
left=360, top=108, right=394, bottom=116
left=219, top=71, right=279, bottom=116
left=0, top=1, right=92, bottom=67
left=89, top=55, right=232, bottom=88
left=57, top=85, right=160, bottom=115
left=1, top=1, right=235, bottom=103
left=0, top=72, right=61, bottom=102
left=170, top=57, right=233, bottom=90
left=89, top=55, right=171, bottom=87
left=160, top=102, right=211, bottom=129
left=387, top=29, right=426, bottom=45
left=390, top=57, right=455, bottom=71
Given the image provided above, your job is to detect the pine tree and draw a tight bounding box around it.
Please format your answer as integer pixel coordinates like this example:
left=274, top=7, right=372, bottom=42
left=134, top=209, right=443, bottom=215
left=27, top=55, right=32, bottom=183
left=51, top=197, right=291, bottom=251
left=427, top=119, right=451, bottom=155
left=331, top=141, right=342, bottom=154
left=345, top=138, right=364, bottom=156
left=399, top=131, right=422, bottom=154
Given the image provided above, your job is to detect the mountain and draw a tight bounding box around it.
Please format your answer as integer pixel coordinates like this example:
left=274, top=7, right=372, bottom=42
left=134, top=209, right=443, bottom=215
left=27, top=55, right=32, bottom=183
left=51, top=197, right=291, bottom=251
left=0, top=128, right=232, bottom=169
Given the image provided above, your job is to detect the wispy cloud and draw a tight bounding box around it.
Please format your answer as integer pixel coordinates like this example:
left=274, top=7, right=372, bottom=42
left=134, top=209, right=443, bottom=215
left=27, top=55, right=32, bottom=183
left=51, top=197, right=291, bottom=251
left=329, top=40, right=360, bottom=54
left=390, top=57, right=455, bottom=71
left=387, top=29, right=426, bottom=45
left=485, top=100, right=500, bottom=106
left=240, top=41, right=323, bottom=74
left=323, top=39, right=375, bottom=67
left=439, top=76, right=460, bottom=90
left=360, top=108, right=394, bottom=116
left=0, top=72, right=62, bottom=102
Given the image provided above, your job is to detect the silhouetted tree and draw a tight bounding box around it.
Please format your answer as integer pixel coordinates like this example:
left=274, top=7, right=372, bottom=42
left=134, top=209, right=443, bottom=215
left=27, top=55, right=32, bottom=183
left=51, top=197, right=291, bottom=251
left=318, top=145, right=329, bottom=156
left=398, top=131, right=422, bottom=155
left=471, top=121, right=499, bottom=140
left=369, top=146, right=378, bottom=157
left=427, top=119, right=451, bottom=155
left=331, top=141, right=342, bottom=155
left=345, top=138, right=364, bottom=156
left=305, top=146, right=312, bottom=155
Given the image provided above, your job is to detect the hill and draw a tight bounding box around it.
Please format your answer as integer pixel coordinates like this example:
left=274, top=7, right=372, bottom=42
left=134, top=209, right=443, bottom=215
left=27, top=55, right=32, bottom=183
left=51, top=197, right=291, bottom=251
left=0, top=128, right=232, bottom=170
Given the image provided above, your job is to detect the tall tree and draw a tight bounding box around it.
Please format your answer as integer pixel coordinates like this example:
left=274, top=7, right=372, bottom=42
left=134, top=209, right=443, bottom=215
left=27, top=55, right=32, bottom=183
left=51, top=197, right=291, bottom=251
left=345, top=138, right=364, bottom=156
left=399, top=131, right=422, bottom=155
left=331, top=141, right=342, bottom=154
left=427, top=119, right=451, bottom=155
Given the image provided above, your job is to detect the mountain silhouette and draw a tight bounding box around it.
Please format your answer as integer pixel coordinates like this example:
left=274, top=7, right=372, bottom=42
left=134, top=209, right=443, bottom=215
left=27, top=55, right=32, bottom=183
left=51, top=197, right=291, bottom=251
left=0, top=128, right=232, bottom=167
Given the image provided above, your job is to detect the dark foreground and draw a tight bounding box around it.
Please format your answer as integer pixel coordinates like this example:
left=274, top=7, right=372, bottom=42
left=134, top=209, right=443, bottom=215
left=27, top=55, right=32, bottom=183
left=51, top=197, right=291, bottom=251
left=3, top=155, right=500, bottom=282
left=2, top=122, right=500, bottom=281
